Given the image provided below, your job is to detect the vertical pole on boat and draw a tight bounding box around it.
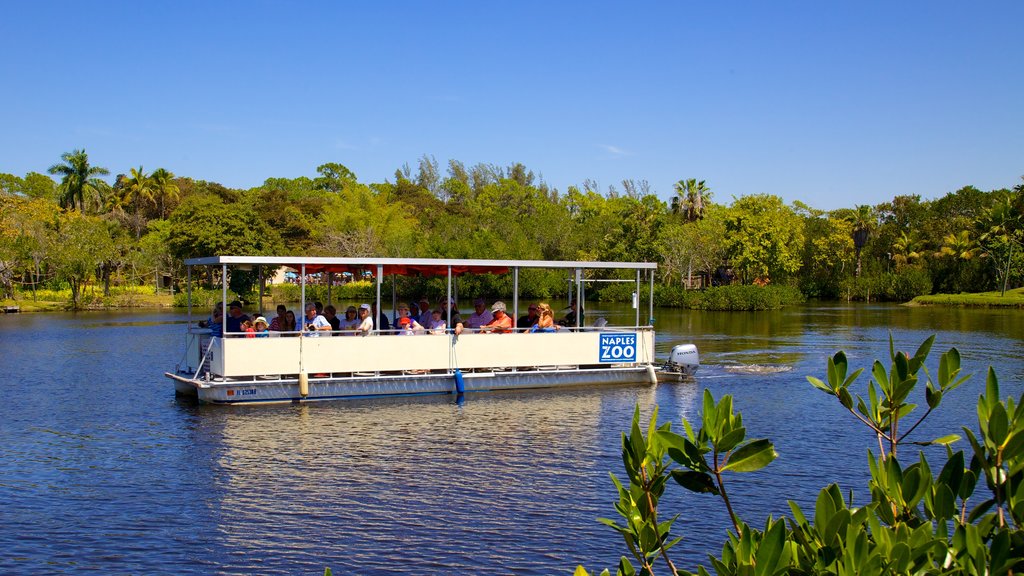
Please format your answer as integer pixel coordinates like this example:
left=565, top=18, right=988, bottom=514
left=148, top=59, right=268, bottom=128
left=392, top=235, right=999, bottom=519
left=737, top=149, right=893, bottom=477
left=327, top=272, right=332, bottom=308
left=391, top=274, right=397, bottom=325
left=298, top=263, right=307, bottom=392
left=376, top=264, right=383, bottom=334
left=300, top=264, right=307, bottom=324
left=574, top=268, right=582, bottom=329
left=186, top=264, right=192, bottom=326
left=648, top=268, right=655, bottom=326
left=512, top=267, right=519, bottom=330
left=635, top=269, right=641, bottom=327
left=446, top=265, right=452, bottom=328
left=258, top=265, right=264, bottom=318
left=221, top=264, right=228, bottom=332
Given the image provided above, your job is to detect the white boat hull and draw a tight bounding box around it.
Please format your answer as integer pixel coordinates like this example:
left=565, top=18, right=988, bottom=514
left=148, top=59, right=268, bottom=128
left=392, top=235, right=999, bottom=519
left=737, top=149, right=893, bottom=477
left=167, top=365, right=657, bottom=405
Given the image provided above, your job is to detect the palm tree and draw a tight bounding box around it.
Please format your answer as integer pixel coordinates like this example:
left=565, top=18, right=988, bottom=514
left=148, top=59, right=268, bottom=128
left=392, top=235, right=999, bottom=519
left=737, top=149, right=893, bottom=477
left=892, top=230, right=925, bottom=268
left=48, top=149, right=110, bottom=213
left=977, top=191, right=1024, bottom=296
left=936, top=230, right=978, bottom=261
left=671, top=179, right=712, bottom=222
left=150, top=168, right=180, bottom=219
left=849, top=204, right=875, bottom=278
left=119, top=167, right=156, bottom=238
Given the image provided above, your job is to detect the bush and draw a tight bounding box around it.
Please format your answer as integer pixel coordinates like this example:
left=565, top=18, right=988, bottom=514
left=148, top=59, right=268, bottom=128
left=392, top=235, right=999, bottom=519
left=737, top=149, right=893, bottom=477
left=578, top=336, right=1024, bottom=576
left=839, top=269, right=932, bottom=302
left=268, top=281, right=377, bottom=304
left=173, top=287, right=240, bottom=308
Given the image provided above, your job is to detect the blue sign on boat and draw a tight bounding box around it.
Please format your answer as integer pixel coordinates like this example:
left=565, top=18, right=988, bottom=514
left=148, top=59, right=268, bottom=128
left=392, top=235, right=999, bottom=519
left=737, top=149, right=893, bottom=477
left=599, top=333, right=637, bottom=362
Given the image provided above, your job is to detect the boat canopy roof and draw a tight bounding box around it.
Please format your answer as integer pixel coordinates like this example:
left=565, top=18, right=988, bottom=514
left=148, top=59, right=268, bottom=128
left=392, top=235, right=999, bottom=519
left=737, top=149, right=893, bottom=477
left=184, top=256, right=657, bottom=277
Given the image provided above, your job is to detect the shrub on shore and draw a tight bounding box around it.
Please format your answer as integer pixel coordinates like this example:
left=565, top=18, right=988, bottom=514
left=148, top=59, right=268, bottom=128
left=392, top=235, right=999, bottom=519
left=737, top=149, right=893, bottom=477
left=596, top=283, right=804, bottom=311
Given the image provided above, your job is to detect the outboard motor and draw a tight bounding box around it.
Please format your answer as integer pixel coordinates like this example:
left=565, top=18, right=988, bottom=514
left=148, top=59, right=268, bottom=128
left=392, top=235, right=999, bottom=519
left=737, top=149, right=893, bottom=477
left=663, top=344, right=700, bottom=377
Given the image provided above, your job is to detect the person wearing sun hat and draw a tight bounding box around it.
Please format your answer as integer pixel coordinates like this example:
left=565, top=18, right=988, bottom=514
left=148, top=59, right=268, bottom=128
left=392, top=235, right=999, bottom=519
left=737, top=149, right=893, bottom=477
left=480, top=301, right=513, bottom=333
left=253, top=316, right=269, bottom=337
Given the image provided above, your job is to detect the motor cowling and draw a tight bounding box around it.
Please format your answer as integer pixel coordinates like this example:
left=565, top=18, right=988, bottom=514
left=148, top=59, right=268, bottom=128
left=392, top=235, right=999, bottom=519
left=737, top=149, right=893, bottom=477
left=665, top=344, right=700, bottom=377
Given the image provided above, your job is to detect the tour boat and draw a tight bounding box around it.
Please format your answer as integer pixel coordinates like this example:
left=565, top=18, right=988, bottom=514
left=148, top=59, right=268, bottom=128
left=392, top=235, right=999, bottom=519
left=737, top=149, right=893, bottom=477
left=165, top=256, right=699, bottom=405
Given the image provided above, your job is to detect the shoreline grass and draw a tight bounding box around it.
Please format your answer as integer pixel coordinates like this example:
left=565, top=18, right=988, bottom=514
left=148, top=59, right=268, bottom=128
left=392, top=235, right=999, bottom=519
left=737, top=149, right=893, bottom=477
left=909, top=287, right=1024, bottom=308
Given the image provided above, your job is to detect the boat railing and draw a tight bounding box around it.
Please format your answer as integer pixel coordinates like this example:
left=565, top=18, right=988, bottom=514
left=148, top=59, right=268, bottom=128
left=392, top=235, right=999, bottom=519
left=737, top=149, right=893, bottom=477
left=196, top=325, right=655, bottom=379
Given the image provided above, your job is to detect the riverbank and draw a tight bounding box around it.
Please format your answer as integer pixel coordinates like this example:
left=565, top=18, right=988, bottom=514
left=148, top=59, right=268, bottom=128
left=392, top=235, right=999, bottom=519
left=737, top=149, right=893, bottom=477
left=910, top=287, right=1024, bottom=308
left=2, top=292, right=175, bottom=312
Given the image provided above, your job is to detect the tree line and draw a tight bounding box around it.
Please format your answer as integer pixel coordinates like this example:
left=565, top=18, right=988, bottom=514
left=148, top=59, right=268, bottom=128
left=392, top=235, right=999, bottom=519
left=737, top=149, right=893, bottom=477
left=1, top=149, right=1021, bottom=309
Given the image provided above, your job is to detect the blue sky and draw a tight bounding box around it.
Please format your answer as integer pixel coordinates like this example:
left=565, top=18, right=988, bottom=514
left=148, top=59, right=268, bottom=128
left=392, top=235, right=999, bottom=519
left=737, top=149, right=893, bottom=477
left=2, top=1, right=1021, bottom=210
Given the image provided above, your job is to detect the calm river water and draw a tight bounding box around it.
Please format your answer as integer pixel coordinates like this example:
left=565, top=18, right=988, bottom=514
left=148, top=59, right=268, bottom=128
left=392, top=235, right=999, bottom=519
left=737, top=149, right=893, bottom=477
left=0, top=303, right=1020, bottom=575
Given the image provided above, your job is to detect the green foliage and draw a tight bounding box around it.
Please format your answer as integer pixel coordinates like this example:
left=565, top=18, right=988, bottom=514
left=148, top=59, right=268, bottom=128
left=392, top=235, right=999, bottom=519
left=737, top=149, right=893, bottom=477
left=584, top=336, right=1024, bottom=575
left=268, top=281, right=376, bottom=304
left=47, top=149, right=110, bottom=214
left=172, top=287, right=240, bottom=308
left=839, top=268, right=933, bottom=302
left=48, top=212, right=116, bottom=309
left=167, top=192, right=283, bottom=261
left=6, top=152, right=1023, bottom=310
left=723, top=194, right=805, bottom=284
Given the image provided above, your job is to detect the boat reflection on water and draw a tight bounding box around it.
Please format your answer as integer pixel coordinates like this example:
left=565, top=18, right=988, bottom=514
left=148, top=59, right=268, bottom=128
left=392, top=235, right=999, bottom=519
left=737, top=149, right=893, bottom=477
left=179, top=383, right=685, bottom=574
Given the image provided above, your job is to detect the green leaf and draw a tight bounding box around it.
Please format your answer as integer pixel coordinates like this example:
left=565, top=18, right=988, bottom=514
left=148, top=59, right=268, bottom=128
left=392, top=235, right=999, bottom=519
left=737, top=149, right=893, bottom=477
left=872, top=360, right=890, bottom=397
left=717, top=427, right=746, bottom=453
left=912, top=434, right=961, bottom=447
left=989, top=403, right=1009, bottom=446
left=838, top=387, right=853, bottom=410
left=807, top=375, right=832, bottom=393
left=723, top=439, right=777, bottom=472
left=925, top=382, right=941, bottom=409
left=753, top=519, right=786, bottom=576
left=670, top=470, right=719, bottom=494
left=911, top=335, right=935, bottom=370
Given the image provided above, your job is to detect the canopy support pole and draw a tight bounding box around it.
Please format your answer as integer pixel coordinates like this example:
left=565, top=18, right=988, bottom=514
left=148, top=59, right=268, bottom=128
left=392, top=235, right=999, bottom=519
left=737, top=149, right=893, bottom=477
left=648, top=269, right=655, bottom=326
left=513, top=267, right=519, bottom=329
left=300, top=264, right=307, bottom=321
left=575, top=268, right=582, bottom=329
left=376, top=265, right=383, bottom=334
left=258, top=265, right=264, bottom=317
left=221, top=264, right=228, bottom=333
left=636, top=269, right=641, bottom=327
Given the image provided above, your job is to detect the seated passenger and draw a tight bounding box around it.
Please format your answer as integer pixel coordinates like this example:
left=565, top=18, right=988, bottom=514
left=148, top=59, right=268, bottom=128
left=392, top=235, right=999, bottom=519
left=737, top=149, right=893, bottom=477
left=518, top=303, right=539, bottom=331
left=480, top=301, right=513, bottom=333
left=302, top=303, right=331, bottom=337
left=531, top=302, right=559, bottom=332
left=357, top=303, right=374, bottom=335
left=284, top=310, right=298, bottom=334
left=341, top=305, right=360, bottom=334
left=269, top=304, right=289, bottom=332
left=242, top=319, right=256, bottom=338
left=372, top=302, right=390, bottom=333
left=254, top=316, right=270, bottom=337
left=199, top=302, right=224, bottom=337
left=417, top=297, right=433, bottom=326
left=396, top=316, right=425, bottom=335
left=558, top=299, right=584, bottom=328
left=439, top=298, right=464, bottom=335
left=464, top=297, right=493, bottom=330
left=324, top=305, right=341, bottom=332
left=428, top=309, right=447, bottom=334
left=226, top=300, right=250, bottom=335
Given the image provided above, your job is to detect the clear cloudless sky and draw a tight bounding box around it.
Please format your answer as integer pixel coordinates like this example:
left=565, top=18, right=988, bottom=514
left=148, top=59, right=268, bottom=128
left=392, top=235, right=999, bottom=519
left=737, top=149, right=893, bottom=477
left=1, top=1, right=1021, bottom=210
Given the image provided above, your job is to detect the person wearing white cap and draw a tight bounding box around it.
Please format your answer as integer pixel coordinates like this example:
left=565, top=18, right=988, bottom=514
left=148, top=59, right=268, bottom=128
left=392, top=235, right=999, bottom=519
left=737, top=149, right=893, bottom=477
left=357, top=303, right=374, bottom=335
left=480, top=301, right=513, bottom=333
